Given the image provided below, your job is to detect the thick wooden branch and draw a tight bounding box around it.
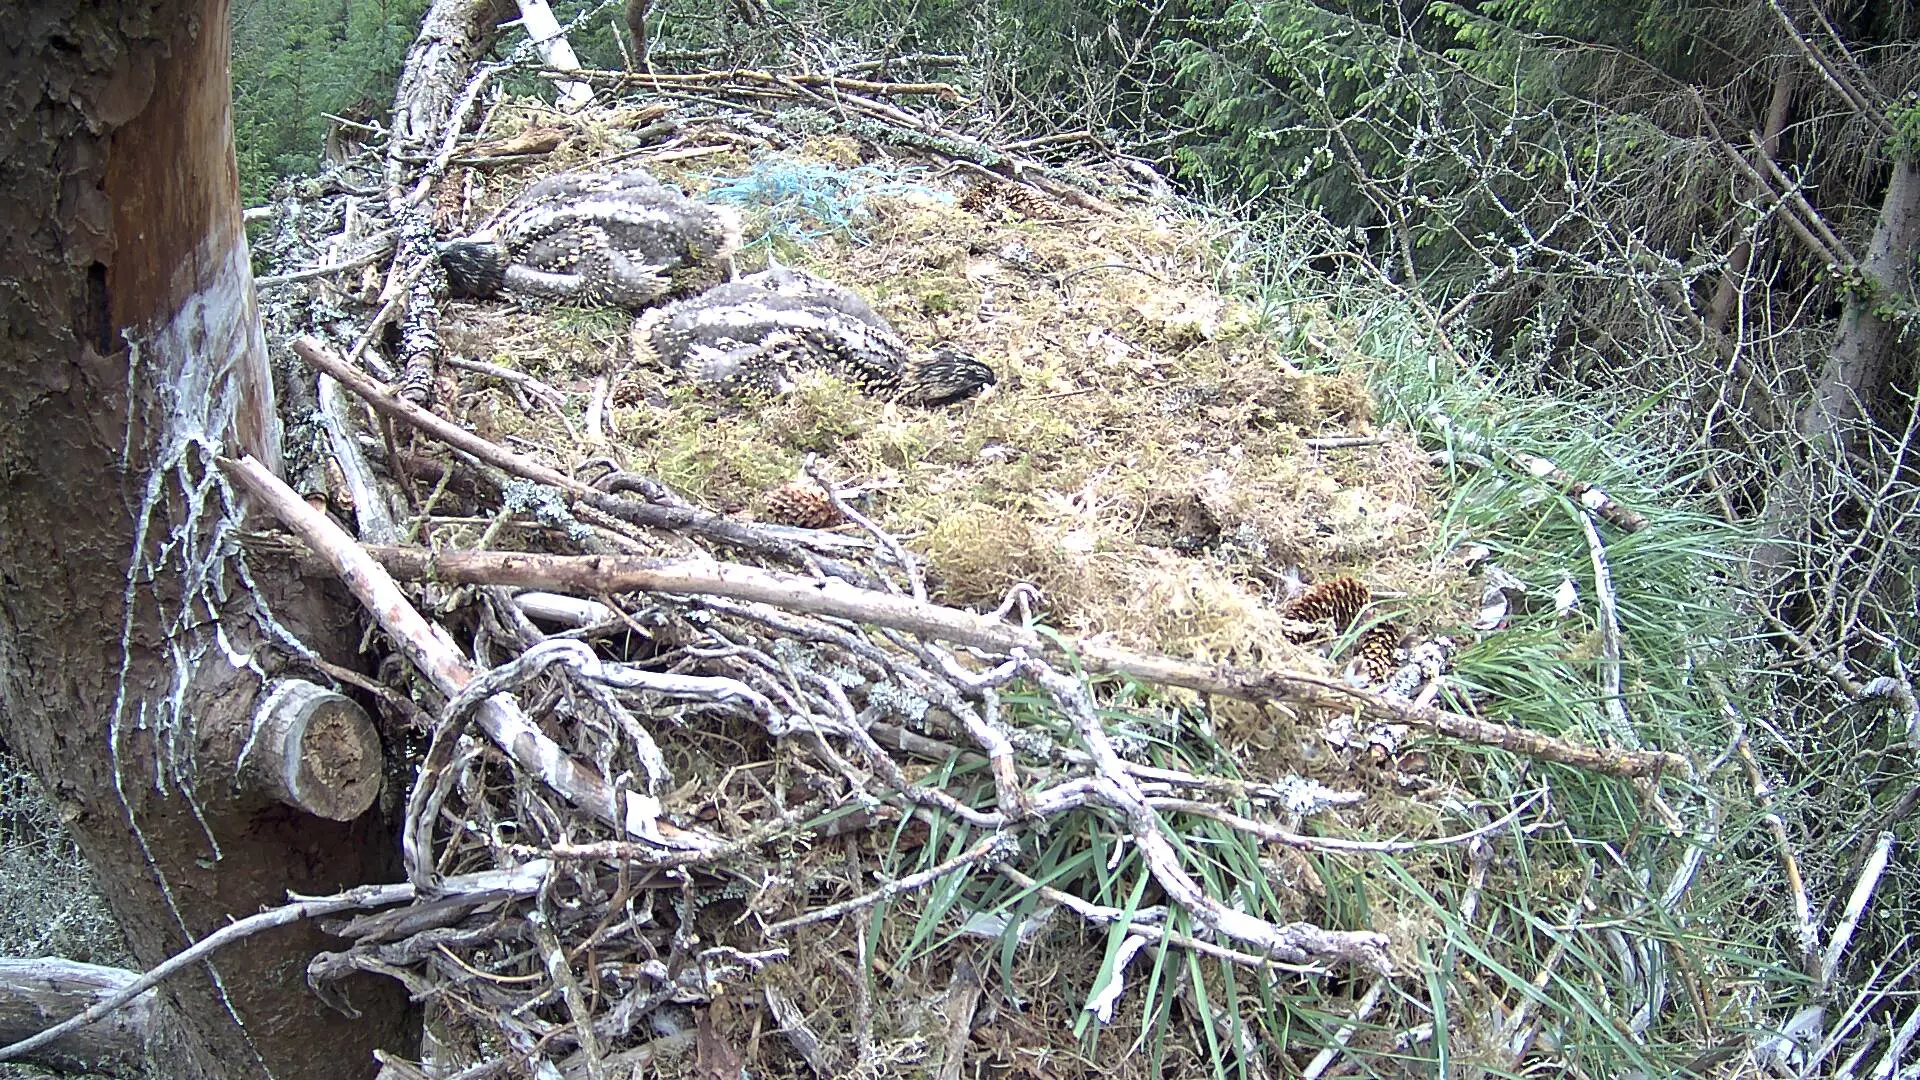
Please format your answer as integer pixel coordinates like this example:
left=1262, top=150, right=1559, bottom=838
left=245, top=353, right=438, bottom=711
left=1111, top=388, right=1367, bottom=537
left=245, top=679, right=385, bottom=821
left=344, top=545, right=1692, bottom=779
left=223, top=456, right=721, bottom=857
left=0, top=960, right=151, bottom=1076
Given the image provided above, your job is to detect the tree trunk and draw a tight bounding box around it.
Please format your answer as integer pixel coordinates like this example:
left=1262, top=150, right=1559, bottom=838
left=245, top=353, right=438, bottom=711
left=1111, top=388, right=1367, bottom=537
left=625, top=0, right=652, bottom=70
left=0, top=2, right=415, bottom=1077
left=1800, top=154, right=1920, bottom=445
left=1706, top=62, right=1796, bottom=336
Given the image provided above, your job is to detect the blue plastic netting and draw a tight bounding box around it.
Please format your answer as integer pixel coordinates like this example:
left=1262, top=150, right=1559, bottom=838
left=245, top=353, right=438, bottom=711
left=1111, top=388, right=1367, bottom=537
left=699, top=156, right=954, bottom=246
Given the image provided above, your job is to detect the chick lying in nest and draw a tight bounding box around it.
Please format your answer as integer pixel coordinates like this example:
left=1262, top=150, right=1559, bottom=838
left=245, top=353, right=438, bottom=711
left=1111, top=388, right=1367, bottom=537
left=438, top=167, right=741, bottom=309
left=632, top=261, right=997, bottom=407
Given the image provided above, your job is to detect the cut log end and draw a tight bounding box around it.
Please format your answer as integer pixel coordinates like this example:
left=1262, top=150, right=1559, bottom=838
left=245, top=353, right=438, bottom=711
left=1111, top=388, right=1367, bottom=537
left=248, top=679, right=385, bottom=821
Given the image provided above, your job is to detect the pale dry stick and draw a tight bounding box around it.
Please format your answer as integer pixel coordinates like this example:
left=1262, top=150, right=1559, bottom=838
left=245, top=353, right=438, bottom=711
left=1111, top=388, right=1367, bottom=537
left=802, top=453, right=925, bottom=603
left=551, top=66, right=964, bottom=99
left=1573, top=509, right=1635, bottom=746
left=256, top=231, right=398, bottom=286
left=1821, top=831, right=1896, bottom=989
left=1026, top=661, right=1394, bottom=971
left=350, top=544, right=1694, bottom=780
left=1800, top=955, right=1920, bottom=1079
left=318, top=374, right=402, bottom=544
left=764, top=833, right=1017, bottom=936
left=222, top=455, right=722, bottom=859
left=529, top=909, right=605, bottom=1080
left=933, top=960, right=982, bottom=1080
left=402, top=62, right=506, bottom=208
left=444, top=356, right=568, bottom=407
left=997, top=868, right=1305, bottom=972
left=294, top=335, right=871, bottom=579
left=763, top=986, right=837, bottom=1078
left=1721, top=681, right=1820, bottom=974
left=584, top=377, right=610, bottom=446
left=0, top=861, right=550, bottom=1064
left=1148, top=791, right=1543, bottom=854
left=1299, top=979, right=1386, bottom=1080
left=1869, top=1001, right=1920, bottom=1080
left=345, top=261, right=430, bottom=374
left=1084, top=934, right=1152, bottom=1024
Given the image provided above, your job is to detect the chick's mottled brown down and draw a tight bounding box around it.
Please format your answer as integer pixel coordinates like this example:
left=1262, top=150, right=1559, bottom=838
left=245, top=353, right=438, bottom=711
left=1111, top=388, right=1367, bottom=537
left=439, top=167, right=741, bottom=309
left=632, top=263, right=997, bottom=406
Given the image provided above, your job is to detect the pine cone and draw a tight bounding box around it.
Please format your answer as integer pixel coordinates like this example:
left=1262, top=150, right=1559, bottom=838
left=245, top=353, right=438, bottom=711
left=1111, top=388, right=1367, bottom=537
left=958, top=183, right=1001, bottom=214
left=761, top=483, right=843, bottom=530
left=1282, top=575, right=1371, bottom=642
left=1000, top=185, right=1054, bottom=220
left=1349, top=622, right=1402, bottom=683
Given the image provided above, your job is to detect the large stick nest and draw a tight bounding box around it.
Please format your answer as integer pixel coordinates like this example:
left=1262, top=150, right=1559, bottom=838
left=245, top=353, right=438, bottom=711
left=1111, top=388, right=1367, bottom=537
left=242, top=46, right=1655, bottom=1080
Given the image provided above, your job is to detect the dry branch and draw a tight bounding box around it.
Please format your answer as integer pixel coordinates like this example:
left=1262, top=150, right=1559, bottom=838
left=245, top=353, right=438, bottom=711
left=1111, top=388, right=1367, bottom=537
left=222, top=455, right=724, bottom=862
left=0, top=862, right=549, bottom=1067
left=552, top=66, right=963, bottom=100
left=345, top=544, right=1691, bottom=778
left=291, top=335, right=875, bottom=580
left=0, top=960, right=152, bottom=1076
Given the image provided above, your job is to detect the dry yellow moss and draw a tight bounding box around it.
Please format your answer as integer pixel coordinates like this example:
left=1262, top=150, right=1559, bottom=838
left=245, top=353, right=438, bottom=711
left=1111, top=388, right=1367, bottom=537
left=436, top=131, right=1451, bottom=667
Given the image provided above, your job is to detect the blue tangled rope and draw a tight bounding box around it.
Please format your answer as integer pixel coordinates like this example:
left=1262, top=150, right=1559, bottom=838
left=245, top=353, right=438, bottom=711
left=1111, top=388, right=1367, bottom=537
left=699, top=156, right=954, bottom=246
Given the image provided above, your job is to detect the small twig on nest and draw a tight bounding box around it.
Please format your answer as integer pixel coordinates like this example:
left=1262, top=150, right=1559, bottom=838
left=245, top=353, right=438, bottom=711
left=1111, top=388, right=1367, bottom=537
left=997, top=866, right=1314, bottom=972
left=802, top=454, right=925, bottom=603
left=293, top=334, right=883, bottom=584
left=548, top=66, right=965, bottom=101
left=765, top=833, right=1017, bottom=936
left=1574, top=508, right=1636, bottom=746
left=256, top=231, right=398, bottom=286
left=1022, top=660, right=1395, bottom=971
left=1057, top=261, right=1170, bottom=301
left=0, top=863, right=548, bottom=1064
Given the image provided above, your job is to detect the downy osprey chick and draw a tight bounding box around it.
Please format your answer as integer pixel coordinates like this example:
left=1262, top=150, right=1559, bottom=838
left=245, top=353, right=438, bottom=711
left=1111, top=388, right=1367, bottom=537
left=632, top=264, right=997, bottom=407
left=438, top=167, right=742, bottom=309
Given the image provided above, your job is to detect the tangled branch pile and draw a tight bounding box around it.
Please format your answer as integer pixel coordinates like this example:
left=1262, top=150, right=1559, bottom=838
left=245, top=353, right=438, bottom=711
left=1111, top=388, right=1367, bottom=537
left=226, top=13, right=1706, bottom=1078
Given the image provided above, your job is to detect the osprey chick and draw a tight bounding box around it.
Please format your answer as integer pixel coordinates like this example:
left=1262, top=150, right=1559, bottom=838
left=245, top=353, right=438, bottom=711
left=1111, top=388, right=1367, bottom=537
left=439, top=167, right=741, bottom=309
left=633, top=265, right=997, bottom=407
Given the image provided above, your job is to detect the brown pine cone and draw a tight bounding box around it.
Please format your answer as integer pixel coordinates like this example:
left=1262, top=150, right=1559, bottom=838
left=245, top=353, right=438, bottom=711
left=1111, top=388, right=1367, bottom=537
left=761, top=483, right=843, bottom=530
left=1349, top=622, right=1403, bottom=683
left=1282, top=575, right=1371, bottom=642
left=958, top=183, right=1001, bottom=214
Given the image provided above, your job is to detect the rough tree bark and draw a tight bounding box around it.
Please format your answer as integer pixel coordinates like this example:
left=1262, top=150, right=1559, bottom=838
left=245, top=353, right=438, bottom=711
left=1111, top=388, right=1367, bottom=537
left=1800, top=154, right=1920, bottom=445
left=0, top=2, right=415, bottom=1077
left=1706, top=62, right=1796, bottom=336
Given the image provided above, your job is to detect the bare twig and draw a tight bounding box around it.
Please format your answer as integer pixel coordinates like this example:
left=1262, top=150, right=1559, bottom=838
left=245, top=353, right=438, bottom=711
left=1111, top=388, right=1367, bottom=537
left=0, top=863, right=549, bottom=1064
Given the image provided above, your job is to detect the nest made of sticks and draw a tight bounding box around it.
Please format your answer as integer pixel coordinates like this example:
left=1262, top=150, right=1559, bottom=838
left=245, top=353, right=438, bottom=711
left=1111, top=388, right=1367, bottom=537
left=242, top=62, right=1684, bottom=1080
